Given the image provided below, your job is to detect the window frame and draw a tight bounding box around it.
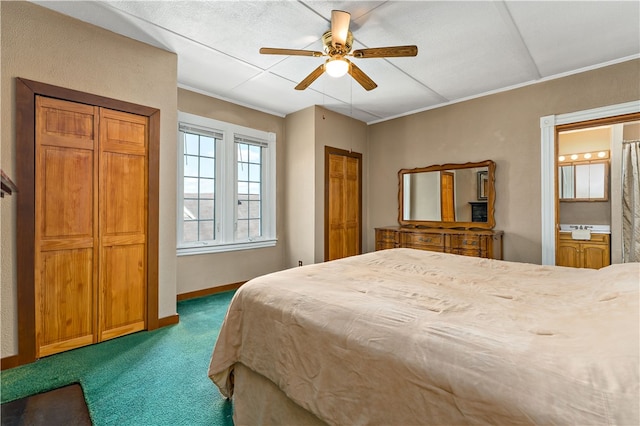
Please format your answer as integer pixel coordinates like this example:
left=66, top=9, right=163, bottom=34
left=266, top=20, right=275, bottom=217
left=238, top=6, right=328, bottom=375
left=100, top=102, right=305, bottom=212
left=177, top=111, right=276, bottom=255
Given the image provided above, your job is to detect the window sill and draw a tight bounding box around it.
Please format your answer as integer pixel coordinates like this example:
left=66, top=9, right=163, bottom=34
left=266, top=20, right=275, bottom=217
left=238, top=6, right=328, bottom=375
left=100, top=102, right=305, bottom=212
left=177, top=238, right=277, bottom=256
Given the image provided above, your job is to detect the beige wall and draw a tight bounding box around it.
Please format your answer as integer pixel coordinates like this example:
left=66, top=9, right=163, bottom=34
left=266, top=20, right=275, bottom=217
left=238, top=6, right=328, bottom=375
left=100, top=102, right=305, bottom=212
left=368, top=59, right=640, bottom=264
left=1, top=1, right=178, bottom=357
left=313, top=106, right=368, bottom=264
left=176, top=89, right=287, bottom=293
left=284, top=106, right=316, bottom=267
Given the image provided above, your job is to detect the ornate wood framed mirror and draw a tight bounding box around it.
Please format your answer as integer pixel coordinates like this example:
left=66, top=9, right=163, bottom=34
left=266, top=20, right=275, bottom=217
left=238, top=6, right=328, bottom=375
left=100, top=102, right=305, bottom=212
left=398, top=160, right=496, bottom=229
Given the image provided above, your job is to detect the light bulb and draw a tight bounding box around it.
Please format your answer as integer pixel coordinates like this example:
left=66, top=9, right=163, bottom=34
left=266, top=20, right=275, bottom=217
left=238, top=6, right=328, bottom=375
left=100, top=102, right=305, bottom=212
left=570, top=154, right=578, bottom=160
left=558, top=156, right=565, bottom=161
left=597, top=151, right=606, bottom=158
left=325, top=59, right=349, bottom=78
left=583, top=153, right=592, bottom=159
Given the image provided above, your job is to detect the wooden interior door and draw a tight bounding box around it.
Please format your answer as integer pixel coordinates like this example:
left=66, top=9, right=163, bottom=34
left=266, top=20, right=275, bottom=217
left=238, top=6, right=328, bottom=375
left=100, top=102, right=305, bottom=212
left=326, top=147, right=362, bottom=261
left=34, top=96, right=148, bottom=357
left=440, top=171, right=455, bottom=222
left=99, top=109, right=148, bottom=341
left=35, top=96, right=99, bottom=357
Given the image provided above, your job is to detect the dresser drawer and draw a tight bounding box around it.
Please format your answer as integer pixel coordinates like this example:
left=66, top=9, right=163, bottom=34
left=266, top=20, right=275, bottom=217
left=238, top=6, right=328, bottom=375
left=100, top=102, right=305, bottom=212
left=455, top=235, right=488, bottom=250
left=401, top=232, right=444, bottom=248
left=454, top=248, right=488, bottom=258
left=376, top=229, right=398, bottom=243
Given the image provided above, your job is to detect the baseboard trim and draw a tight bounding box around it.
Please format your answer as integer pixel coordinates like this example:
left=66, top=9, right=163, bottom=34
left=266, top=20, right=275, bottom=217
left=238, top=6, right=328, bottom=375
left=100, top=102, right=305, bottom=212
left=177, top=281, right=245, bottom=301
left=1, top=354, right=20, bottom=371
left=158, top=314, right=180, bottom=327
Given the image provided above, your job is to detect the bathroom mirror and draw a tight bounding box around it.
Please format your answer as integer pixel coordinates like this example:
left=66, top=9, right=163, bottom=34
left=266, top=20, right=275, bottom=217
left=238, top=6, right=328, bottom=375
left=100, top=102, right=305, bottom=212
left=398, top=160, right=496, bottom=229
left=558, top=161, right=608, bottom=201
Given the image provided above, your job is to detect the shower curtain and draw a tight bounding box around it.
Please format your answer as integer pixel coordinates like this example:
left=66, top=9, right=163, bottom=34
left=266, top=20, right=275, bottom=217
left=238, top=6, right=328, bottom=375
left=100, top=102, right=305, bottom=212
left=622, top=140, right=640, bottom=262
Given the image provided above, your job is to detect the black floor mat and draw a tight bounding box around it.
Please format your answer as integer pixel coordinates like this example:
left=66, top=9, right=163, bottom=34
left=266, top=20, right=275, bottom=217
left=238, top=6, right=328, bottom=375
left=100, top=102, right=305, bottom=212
left=1, top=383, right=92, bottom=426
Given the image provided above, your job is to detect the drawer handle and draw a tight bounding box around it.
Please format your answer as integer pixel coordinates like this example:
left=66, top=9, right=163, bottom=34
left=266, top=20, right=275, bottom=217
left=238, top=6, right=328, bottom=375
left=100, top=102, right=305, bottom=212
left=419, top=237, right=432, bottom=243
left=463, top=240, right=478, bottom=246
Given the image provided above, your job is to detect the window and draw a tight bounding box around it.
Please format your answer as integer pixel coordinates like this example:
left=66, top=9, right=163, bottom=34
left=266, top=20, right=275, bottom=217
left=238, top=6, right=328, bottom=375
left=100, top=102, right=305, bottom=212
left=177, top=112, right=276, bottom=255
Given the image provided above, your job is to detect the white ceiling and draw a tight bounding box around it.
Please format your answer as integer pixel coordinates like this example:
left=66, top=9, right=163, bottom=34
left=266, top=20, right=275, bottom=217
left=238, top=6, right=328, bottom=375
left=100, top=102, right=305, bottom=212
left=32, top=1, right=640, bottom=124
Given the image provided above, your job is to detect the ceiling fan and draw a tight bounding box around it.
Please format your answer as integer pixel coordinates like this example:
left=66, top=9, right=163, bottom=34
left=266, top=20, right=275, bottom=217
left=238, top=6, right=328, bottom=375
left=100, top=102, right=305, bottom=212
left=259, top=10, right=418, bottom=91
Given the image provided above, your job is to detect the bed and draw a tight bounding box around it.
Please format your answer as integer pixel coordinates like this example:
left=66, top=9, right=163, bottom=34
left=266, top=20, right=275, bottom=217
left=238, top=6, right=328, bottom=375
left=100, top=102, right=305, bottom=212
left=208, top=248, right=639, bottom=425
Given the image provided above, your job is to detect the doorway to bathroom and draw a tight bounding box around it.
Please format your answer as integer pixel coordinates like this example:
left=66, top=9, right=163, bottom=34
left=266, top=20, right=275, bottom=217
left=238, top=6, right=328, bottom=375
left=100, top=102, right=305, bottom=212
left=540, top=102, right=640, bottom=266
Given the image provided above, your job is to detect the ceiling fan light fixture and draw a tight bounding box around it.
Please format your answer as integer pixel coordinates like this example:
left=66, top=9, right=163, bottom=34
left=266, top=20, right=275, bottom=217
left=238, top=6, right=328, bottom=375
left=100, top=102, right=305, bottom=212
left=325, top=58, right=349, bottom=78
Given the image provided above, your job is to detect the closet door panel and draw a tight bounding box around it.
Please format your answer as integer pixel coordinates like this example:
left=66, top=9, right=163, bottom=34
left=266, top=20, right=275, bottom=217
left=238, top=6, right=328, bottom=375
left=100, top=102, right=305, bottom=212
left=36, top=249, right=95, bottom=357
left=102, top=152, right=146, bottom=235
left=35, top=96, right=99, bottom=358
left=39, top=147, right=94, bottom=242
left=99, top=108, right=148, bottom=341
left=100, top=244, right=146, bottom=341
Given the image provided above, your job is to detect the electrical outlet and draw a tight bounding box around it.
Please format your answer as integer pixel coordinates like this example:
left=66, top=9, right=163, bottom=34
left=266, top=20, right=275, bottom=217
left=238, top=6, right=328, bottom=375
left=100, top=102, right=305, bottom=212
left=298, top=260, right=303, bottom=267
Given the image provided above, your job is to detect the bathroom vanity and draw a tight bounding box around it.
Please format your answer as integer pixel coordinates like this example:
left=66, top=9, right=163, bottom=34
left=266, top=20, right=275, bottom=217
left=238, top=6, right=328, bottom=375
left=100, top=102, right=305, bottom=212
left=556, top=225, right=611, bottom=269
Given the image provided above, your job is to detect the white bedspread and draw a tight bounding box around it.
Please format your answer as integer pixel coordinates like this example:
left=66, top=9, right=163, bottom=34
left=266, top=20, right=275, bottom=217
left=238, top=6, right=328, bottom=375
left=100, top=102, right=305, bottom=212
left=209, top=248, right=639, bottom=425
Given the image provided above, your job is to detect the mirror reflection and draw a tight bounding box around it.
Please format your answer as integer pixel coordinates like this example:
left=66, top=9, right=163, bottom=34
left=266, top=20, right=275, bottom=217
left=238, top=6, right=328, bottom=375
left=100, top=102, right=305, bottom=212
left=402, top=167, right=488, bottom=222
left=398, top=160, right=496, bottom=229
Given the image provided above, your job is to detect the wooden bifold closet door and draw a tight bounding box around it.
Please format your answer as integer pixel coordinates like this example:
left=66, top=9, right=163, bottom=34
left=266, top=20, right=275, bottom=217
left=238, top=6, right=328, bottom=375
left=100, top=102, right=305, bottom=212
left=35, top=96, right=147, bottom=357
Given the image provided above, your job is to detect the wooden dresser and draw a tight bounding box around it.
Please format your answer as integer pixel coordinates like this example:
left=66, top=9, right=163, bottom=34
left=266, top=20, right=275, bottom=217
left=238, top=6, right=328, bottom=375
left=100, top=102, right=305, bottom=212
left=375, top=226, right=504, bottom=260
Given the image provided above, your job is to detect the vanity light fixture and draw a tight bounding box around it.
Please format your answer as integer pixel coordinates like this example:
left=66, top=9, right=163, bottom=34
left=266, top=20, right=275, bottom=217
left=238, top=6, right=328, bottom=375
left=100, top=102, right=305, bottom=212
left=558, top=150, right=610, bottom=163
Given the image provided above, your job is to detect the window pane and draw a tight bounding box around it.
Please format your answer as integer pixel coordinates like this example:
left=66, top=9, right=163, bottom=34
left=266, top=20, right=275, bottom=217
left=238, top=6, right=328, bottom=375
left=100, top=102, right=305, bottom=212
left=237, top=181, right=248, bottom=196
left=249, top=164, right=261, bottom=181
left=184, top=155, right=199, bottom=177
left=238, top=163, right=248, bottom=181
left=200, top=178, right=214, bottom=197
left=185, top=133, right=199, bottom=155
left=200, top=157, right=215, bottom=179
left=180, top=130, right=220, bottom=245
left=200, top=136, right=215, bottom=157
left=249, top=182, right=261, bottom=196
left=237, top=199, right=248, bottom=219
left=236, top=220, right=248, bottom=240
left=249, top=219, right=261, bottom=238
left=200, top=200, right=214, bottom=220
left=184, top=177, right=198, bottom=197
left=249, top=201, right=261, bottom=219
left=183, top=221, right=198, bottom=243
left=237, top=144, right=249, bottom=162
left=184, top=199, right=198, bottom=220
left=199, top=221, right=214, bottom=241
left=249, top=145, right=261, bottom=163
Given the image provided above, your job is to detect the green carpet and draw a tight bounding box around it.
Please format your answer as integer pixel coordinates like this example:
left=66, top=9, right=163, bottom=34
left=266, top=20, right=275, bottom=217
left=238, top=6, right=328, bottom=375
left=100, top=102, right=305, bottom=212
left=1, top=291, right=236, bottom=425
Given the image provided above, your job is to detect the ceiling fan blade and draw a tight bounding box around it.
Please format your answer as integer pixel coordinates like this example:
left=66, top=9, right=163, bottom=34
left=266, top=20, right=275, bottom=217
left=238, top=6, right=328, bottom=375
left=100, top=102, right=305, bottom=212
left=260, top=47, right=323, bottom=57
left=295, top=64, right=326, bottom=90
left=352, top=45, right=418, bottom=58
left=331, top=10, right=351, bottom=48
left=347, top=60, right=377, bottom=91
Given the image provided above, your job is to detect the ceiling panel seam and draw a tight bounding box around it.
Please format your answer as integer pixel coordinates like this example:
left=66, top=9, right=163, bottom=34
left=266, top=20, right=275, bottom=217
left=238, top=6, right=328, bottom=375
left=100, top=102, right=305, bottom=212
left=492, top=0, right=542, bottom=80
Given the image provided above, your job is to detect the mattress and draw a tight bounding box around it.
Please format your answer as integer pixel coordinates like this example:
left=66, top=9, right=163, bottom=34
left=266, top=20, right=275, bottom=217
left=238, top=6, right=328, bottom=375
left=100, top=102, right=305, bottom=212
left=209, top=248, right=639, bottom=425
